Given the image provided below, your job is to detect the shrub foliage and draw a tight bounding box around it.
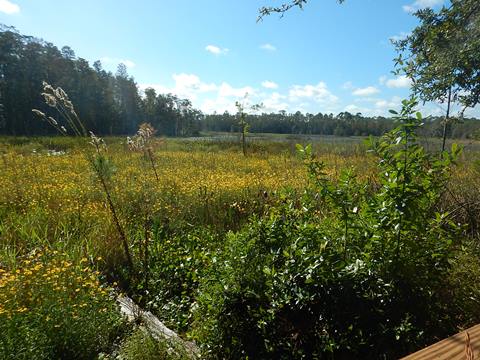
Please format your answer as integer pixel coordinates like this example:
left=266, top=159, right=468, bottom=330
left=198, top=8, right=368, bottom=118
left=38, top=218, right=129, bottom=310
left=193, top=98, right=464, bottom=359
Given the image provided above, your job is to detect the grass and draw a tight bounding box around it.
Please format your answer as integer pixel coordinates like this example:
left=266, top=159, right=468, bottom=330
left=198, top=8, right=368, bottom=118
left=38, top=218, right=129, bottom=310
left=1, top=134, right=479, bottom=358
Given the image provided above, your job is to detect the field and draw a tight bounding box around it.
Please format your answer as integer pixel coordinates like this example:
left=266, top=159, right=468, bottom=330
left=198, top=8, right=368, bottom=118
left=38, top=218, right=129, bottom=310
left=1, top=132, right=480, bottom=359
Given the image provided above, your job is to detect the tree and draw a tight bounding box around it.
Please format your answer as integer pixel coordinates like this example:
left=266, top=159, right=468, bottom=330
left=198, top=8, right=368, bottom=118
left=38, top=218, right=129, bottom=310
left=394, top=0, right=480, bottom=151
left=258, top=0, right=345, bottom=20
left=235, top=94, right=262, bottom=156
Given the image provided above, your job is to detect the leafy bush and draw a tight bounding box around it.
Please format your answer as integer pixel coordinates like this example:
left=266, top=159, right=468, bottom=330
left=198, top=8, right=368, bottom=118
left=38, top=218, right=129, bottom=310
left=0, top=251, right=124, bottom=359
left=193, top=99, right=464, bottom=359
left=137, top=226, right=219, bottom=334
left=118, top=328, right=192, bottom=360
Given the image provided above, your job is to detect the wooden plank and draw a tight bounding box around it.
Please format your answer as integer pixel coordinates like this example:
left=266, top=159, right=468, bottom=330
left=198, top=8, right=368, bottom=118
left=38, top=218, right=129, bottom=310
left=402, top=324, right=480, bottom=360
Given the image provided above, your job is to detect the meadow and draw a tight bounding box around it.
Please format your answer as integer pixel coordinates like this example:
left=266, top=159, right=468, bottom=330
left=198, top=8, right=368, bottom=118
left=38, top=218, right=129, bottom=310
left=1, top=125, right=480, bottom=358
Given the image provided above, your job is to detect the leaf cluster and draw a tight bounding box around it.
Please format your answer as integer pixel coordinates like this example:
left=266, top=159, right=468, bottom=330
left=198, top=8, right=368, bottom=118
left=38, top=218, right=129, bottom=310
left=394, top=0, right=480, bottom=111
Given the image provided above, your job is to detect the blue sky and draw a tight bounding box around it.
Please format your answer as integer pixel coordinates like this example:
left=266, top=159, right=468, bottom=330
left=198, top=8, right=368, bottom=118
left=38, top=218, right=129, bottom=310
left=2, top=0, right=470, bottom=116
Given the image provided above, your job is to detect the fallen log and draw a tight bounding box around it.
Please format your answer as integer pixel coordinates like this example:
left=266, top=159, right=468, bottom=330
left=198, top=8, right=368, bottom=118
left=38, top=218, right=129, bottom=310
left=117, top=295, right=200, bottom=358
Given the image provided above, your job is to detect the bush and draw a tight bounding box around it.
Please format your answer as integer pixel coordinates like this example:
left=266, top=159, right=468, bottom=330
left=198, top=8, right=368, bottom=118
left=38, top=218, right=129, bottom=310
left=119, top=328, right=191, bottom=360
left=139, top=226, right=218, bottom=334
left=0, top=251, right=124, bottom=359
left=193, top=99, right=464, bottom=359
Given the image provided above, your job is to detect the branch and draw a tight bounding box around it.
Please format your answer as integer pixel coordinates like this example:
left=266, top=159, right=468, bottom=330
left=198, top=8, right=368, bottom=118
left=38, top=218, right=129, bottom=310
left=258, top=0, right=345, bottom=21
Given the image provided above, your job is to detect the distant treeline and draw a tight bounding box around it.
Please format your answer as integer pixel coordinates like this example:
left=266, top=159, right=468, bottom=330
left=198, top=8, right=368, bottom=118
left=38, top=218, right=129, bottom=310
left=204, top=112, right=480, bottom=139
left=1, top=25, right=479, bottom=139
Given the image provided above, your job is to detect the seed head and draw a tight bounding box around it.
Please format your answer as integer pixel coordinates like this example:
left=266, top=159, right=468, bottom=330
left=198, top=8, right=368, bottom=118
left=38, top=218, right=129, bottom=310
left=32, top=109, right=46, bottom=118
left=42, top=93, right=57, bottom=107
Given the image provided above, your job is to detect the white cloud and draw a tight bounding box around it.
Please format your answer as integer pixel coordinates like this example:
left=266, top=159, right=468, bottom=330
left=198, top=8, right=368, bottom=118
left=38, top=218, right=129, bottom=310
left=139, top=74, right=255, bottom=113
left=261, top=80, right=279, bottom=89
left=352, top=86, right=380, bottom=97
left=205, top=45, right=229, bottom=55
left=374, top=96, right=402, bottom=110
left=0, top=0, right=19, bottom=14
left=289, top=82, right=338, bottom=104
left=121, top=60, right=135, bottom=68
left=344, top=104, right=372, bottom=114
left=173, top=73, right=217, bottom=94
left=260, top=43, right=276, bottom=51
left=389, top=32, right=410, bottom=42
left=218, top=82, right=254, bottom=98
left=100, top=57, right=136, bottom=69
left=385, top=75, right=412, bottom=89
left=140, top=76, right=342, bottom=114
left=403, top=0, right=444, bottom=13
left=262, top=92, right=289, bottom=112
left=344, top=96, right=403, bottom=116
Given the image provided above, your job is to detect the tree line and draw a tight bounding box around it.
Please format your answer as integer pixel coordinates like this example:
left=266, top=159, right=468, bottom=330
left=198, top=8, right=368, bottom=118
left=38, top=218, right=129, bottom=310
left=204, top=111, right=480, bottom=139
left=0, top=25, right=202, bottom=137
left=1, top=24, right=479, bottom=139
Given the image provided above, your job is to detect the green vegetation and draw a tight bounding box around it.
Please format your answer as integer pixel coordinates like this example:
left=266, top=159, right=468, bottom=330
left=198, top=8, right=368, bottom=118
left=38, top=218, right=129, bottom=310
left=1, top=0, right=480, bottom=358
left=1, top=98, right=480, bottom=358
left=0, top=252, right=125, bottom=360
left=192, top=99, right=478, bottom=358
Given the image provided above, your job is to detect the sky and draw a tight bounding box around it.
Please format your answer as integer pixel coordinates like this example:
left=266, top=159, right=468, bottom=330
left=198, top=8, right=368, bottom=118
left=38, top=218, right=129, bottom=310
left=2, top=0, right=474, bottom=117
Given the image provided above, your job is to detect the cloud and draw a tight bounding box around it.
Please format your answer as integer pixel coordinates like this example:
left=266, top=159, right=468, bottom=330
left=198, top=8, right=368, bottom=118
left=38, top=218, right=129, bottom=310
left=289, top=82, right=338, bottom=104
left=262, top=92, right=289, bottom=112
left=218, top=82, right=254, bottom=98
left=352, top=86, right=380, bottom=97
left=0, top=0, right=19, bottom=14
left=205, top=45, right=229, bottom=55
left=403, top=0, right=444, bottom=13
left=344, top=104, right=372, bottom=114
left=344, top=96, right=403, bottom=116
left=385, top=75, right=412, bottom=89
left=261, top=80, right=279, bottom=89
left=343, top=82, right=380, bottom=97
left=260, top=43, right=276, bottom=51
left=139, top=73, right=253, bottom=113
left=374, top=96, right=402, bottom=110
left=140, top=76, right=342, bottom=114
left=100, top=57, right=136, bottom=69
left=389, top=32, right=410, bottom=42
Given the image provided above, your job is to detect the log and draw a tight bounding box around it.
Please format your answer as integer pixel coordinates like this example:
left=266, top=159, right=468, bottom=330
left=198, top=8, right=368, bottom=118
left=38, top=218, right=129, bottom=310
left=117, top=295, right=200, bottom=358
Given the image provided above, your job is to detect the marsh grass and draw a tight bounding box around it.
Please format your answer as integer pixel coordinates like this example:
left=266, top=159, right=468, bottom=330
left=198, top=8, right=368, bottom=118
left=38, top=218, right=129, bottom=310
left=1, top=103, right=480, bottom=357
left=32, top=82, right=134, bottom=270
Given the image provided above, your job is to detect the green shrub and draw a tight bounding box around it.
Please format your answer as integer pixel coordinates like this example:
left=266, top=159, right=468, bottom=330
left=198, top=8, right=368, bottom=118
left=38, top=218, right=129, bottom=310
left=119, top=328, right=191, bottom=360
left=0, top=251, right=125, bottom=359
left=136, top=226, right=219, bottom=334
left=193, top=99, right=464, bottom=359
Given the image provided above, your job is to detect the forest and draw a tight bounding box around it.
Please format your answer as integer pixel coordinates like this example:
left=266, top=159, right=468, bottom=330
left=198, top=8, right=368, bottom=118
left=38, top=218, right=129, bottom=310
left=1, top=24, right=479, bottom=140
